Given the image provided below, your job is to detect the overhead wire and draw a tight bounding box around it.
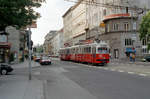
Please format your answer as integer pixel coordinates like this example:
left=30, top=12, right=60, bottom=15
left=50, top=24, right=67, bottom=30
left=64, top=0, right=150, bottom=14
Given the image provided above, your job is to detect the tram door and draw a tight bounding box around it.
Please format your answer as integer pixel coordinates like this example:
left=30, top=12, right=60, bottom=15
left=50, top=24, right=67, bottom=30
left=92, top=47, right=96, bottom=63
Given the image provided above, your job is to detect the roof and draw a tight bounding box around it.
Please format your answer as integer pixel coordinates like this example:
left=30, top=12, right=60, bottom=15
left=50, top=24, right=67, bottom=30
left=62, top=0, right=84, bottom=18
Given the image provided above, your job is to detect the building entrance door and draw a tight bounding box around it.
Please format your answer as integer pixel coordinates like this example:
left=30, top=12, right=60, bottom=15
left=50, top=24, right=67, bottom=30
left=114, top=49, right=119, bottom=59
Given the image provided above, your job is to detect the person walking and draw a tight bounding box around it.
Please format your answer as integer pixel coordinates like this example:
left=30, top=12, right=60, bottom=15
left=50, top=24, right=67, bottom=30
left=132, top=53, right=135, bottom=62
left=129, top=53, right=132, bottom=62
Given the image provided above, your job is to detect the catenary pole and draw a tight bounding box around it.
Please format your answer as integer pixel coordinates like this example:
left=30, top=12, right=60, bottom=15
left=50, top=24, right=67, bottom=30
left=28, top=28, right=32, bottom=80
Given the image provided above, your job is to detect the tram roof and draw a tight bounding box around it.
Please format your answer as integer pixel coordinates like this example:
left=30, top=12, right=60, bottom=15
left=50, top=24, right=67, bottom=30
left=60, top=42, right=109, bottom=50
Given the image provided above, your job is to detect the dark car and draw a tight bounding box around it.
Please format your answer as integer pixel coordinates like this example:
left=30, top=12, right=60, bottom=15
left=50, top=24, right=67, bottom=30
left=0, top=63, right=13, bottom=75
left=141, top=56, right=150, bottom=62
left=40, top=57, right=51, bottom=65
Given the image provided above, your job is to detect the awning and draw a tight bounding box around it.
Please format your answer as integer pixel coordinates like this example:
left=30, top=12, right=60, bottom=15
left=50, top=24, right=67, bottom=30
left=0, top=42, right=11, bottom=48
left=126, top=48, right=136, bottom=53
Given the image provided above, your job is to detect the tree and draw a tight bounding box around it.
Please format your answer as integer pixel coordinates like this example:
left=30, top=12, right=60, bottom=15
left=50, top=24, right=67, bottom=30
left=0, top=0, right=45, bottom=31
left=34, top=44, right=43, bottom=53
left=139, top=11, right=150, bottom=50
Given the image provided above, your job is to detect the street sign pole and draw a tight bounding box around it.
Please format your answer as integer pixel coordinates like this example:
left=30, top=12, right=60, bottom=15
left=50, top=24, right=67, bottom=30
left=28, top=28, right=32, bottom=80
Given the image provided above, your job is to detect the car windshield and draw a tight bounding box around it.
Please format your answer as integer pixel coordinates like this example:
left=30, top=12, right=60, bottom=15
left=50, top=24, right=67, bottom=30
left=42, top=57, right=49, bottom=60
left=36, top=56, right=41, bottom=58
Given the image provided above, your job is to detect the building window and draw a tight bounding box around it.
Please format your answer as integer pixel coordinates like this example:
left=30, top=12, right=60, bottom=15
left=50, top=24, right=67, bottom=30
left=124, top=22, right=129, bottom=31
left=113, top=23, right=119, bottom=31
left=142, top=39, right=147, bottom=45
left=142, top=48, right=148, bottom=54
left=93, top=13, right=98, bottom=26
left=125, top=38, right=133, bottom=46
left=133, top=22, right=137, bottom=30
left=103, top=9, right=106, bottom=16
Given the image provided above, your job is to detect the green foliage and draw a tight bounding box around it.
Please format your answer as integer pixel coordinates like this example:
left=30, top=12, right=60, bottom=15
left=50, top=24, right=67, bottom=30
left=0, top=0, right=44, bottom=31
left=34, top=44, right=43, bottom=53
left=139, top=11, right=150, bottom=50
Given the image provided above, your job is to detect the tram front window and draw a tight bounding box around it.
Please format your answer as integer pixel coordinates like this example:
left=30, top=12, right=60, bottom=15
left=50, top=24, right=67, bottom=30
left=97, top=47, right=108, bottom=54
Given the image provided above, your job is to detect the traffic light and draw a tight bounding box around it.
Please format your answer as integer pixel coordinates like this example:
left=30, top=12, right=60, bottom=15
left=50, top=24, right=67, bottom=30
left=33, top=47, right=37, bottom=52
left=26, top=30, right=33, bottom=50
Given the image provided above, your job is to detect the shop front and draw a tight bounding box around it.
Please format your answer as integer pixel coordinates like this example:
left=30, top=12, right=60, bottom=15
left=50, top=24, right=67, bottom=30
left=0, top=42, right=11, bottom=63
left=125, top=47, right=136, bottom=57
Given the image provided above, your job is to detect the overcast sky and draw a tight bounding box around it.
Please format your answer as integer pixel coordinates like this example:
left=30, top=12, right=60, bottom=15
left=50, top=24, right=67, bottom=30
left=31, top=0, right=73, bottom=45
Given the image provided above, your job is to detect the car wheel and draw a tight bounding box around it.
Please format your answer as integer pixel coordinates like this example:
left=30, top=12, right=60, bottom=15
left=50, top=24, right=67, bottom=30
left=1, top=69, right=7, bottom=75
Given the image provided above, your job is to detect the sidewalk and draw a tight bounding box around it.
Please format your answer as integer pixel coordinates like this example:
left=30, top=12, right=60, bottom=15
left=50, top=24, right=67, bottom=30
left=0, top=61, right=44, bottom=99
left=12, top=60, right=41, bottom=68
left=110, top=58, right=150, bottom=66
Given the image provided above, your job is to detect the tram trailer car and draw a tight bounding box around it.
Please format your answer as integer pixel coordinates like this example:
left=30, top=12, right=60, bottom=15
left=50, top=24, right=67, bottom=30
left=59, top=42, right=110, bottom=66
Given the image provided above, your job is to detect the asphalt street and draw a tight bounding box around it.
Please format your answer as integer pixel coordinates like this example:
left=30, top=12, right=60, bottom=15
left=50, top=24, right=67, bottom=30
left=1, top=59, right=150, bottom=99
left=34, top=59, right=150, bottom=99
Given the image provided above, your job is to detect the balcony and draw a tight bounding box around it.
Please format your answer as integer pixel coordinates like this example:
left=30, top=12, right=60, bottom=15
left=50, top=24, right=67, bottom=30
left=103, top=13, right=130, bottom=22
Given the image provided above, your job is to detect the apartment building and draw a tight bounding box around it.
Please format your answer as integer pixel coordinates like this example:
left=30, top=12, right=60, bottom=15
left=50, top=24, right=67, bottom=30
left=4, top=26, right=27, bottom=63
left=43, top=29, right=63, bottom=56
left=62, top=0, right=150, bottom=59
left=63, top=0, right=86, bottom=46
left=43, top=31, right=57, bottom=55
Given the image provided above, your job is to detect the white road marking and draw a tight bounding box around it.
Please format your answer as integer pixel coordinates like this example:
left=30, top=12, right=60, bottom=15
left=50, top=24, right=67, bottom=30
left=128, top=72, right=135, bottom=74
left=110, top=69, right=116, bottom=71
left=139, top=74, right=147, bottom=77
left=118, top=70, right=124, bottom=73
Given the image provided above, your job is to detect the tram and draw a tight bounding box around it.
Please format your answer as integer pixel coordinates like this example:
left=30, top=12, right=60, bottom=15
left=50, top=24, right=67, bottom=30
left=59, top=41, right=110, bottom=65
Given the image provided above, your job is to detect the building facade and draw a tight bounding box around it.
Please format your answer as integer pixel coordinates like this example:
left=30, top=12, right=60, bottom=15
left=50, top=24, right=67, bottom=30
left=5, top=26, right=27, bottom=63
left=43, top=31, right=57, bottom=55
left=101, top=14, right=141, bottom=59
left=63, top=0, right=150, bottom=60
left=63, top=0, right=86, bottom=46
left=0, top=31, right=10, bottom=63
left=43, top=29, right=64, bottom=56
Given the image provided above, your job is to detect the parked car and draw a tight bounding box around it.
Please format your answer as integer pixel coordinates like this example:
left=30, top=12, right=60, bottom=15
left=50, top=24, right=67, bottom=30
left=0, top=63, right=13, bottom=75
left=34, top=56, right=41, bottom=62
left=141, top=56, right=150, bottom=62
left=40, top=57, right=51, bottom=65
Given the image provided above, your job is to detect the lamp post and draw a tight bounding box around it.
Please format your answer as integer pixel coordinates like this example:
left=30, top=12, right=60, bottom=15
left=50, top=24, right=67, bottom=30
left=28, top=28, right=32, bottom=80
left=28, top=6, right=32, bottom=81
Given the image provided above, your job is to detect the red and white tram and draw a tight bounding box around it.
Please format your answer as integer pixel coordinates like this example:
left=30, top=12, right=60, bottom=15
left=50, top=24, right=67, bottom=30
left=59, top=42, right=110, bottom=65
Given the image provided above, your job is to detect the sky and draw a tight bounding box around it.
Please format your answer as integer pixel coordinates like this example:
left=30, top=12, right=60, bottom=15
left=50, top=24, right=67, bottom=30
left=31, top=0, right=73, bottom=45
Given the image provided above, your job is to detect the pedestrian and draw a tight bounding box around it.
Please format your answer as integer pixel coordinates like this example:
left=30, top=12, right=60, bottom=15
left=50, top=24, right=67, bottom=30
left=132, top=54, right=135, bottom=62
left=129, top=53, right=132, bottom=62
left=25, top=55, right=28, bottom=60
left=109, top=53, right=112, bottom=59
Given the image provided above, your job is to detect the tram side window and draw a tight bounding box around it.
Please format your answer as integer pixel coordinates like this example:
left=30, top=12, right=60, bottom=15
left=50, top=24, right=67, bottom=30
left=82, top=48, right=84, bottom=54
left=73, top=48, right=75, bottom=54
left=70, top=49, right=72, bottom=54
left=67, top=49, right=69, bottom=54
left=92, top=47, right=96, bottom=54
left=97, top=47, right=108, bottom=54
left=89, top=47, right=91, bottom=53
left=72, top=49, right=73, bottom=54
left=64, top=50, right=66, bottom=54
left=79, top=48, right=81, bottom=54
left=76, top=48, right=79, bottom=54
left=84, top=48, right=86, bottom=54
